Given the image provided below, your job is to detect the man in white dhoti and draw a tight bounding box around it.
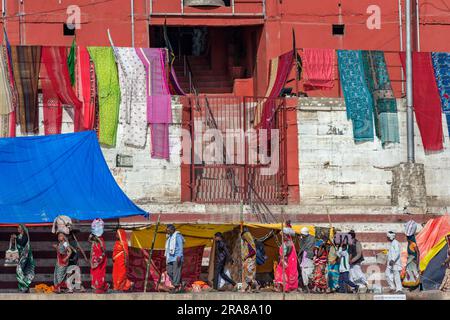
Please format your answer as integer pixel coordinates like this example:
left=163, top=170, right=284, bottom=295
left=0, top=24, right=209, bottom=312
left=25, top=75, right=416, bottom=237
left=385, top=231, right=403, bottom=293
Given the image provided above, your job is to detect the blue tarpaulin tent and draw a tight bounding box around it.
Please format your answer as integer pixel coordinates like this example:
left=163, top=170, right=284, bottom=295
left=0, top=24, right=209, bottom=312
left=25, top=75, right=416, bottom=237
left=0, top=131, right=147, bottom=223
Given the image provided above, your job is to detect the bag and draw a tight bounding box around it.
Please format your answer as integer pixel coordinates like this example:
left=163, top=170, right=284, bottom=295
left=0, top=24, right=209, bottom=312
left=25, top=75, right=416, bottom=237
left=4, top=238, right=19, bottom=267
left=255, top=240, right=267, bottom=266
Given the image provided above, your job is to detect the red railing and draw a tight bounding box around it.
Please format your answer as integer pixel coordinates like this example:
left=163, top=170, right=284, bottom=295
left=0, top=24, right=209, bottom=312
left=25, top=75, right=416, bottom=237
left=183, top=95, right=288, bottom=205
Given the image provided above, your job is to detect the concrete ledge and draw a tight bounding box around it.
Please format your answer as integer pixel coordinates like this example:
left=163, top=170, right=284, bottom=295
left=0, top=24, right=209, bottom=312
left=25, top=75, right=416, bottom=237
left=0, top=291, right=448, bottom=300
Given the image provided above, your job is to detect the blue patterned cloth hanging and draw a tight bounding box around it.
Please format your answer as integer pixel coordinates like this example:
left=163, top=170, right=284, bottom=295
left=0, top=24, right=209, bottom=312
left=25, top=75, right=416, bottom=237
left=362, top=51, right=400, bottom=146
left=337, top=50, right=374, bottom=142
left=431, top=52, right=450, bottom=138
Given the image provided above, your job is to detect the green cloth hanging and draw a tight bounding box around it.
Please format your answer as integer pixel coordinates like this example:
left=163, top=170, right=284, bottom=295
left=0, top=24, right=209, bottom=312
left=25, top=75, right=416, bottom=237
left=67, top=38, right=76, bottom=86
left=87, top=47, right=120, bottom=147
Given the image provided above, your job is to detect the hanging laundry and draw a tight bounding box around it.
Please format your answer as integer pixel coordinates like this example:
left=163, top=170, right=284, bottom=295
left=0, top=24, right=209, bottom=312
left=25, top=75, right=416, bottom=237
left=169, top=66, right=186, bottom=96
left=41, top=46, right=83, bottom=133
left=361, top=51, right=400, bottom=147
left=75, top=46, right=97, bottom=131
left=255, top=50, right=294, bottom=129
left=87, top=47, right=121, bottom=147
left=400, top=52, right=444, bottom=153
left=2, top=30, right=17, bottom=138
left=11, top=46, right=41, bottom=135
left=67, top=38, right=76, bottom=87
left=431, top=52, right=450, bottom=138
left=302, top=48, right=335, bottom=91
left=337, top=50, right=374, bottom=142
left=0, top=45, right=14, bottom=137
left=136, top=48, right=172, bottom=160
left=40, top=65, right=62, bottom=135
left=115, top=47, right=148, bottom=148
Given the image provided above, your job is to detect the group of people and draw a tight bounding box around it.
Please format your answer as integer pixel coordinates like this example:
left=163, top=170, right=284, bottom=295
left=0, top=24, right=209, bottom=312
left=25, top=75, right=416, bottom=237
left=9, top=217, right=133, bottom=294
left=272, top=224, right=370, bottom=294
left=8, top=218, right=450, bottom=294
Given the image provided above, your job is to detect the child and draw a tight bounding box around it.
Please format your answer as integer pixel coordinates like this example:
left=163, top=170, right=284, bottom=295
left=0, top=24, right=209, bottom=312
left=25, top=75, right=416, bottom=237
left=336, top=243, right=358, bottom=293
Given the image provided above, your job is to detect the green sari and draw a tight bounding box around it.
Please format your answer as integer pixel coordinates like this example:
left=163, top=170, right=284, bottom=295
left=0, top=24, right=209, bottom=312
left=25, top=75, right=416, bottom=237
left=16, top=224, right=35, bottom=292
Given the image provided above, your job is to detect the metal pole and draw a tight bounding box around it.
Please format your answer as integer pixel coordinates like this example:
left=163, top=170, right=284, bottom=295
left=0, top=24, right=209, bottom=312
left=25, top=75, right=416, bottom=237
left=131, top=0, right=135, bottom=47
left=415, top=0, right=420, bottom=51
left=405, top=0, right=415, bottom=163
left=144, top=214, right=161, bottom=293
left=398, top=0, right=405, bottom=95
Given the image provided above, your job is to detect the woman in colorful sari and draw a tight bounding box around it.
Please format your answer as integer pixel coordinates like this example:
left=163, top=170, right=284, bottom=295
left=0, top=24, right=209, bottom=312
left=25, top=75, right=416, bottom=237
left=274, top=227, right=298, bottom=292
left=112, top=229, right=133, bottom=291
left=53, top=232, right=73, bottom=293
left=402, top=220, right=421, bottom=290
left=311, top=239, right=329, bottom=293
left=327, top=239, right=340, bottom=293
left=89, top=218, right=109, bottom=293
left=241, top=227, right=258, bottom=292
left=10, top=224, right=35, bottom=293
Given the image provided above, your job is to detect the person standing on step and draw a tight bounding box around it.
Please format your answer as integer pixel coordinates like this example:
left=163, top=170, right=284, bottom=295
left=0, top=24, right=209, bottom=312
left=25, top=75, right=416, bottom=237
left=336, top=242, right=358, bottom=293
left=65, top=230, right=84, bottom=293
left=297, top=227, right=315, bottom=292
left=348, top=230, right=368, bottom=292
left=165, top=224, right=185, bottom=293
left=89, top=218, right=109, bottom=294
left=213, top=232, right=236, bottom=290
left=385, top=231, right=403, bottom=294
left=11, top=224, right=35, bottom=293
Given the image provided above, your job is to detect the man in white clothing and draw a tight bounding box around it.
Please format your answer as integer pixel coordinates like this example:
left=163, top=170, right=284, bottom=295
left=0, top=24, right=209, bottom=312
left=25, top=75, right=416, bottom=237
left=385, top=231, right=403, bottom=293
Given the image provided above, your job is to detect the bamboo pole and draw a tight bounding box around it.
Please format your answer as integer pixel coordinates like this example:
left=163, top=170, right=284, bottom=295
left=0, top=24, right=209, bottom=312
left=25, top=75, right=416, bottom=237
left=144, top=214, right=161, bottom=293
left=240, top=201, right=244, bottom=291
left=280, top=208, right=286, bottom=300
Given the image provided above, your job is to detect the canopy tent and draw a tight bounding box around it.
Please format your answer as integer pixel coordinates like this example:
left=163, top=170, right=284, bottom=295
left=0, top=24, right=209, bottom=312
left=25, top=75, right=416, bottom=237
left=130, top=223, right=324, bottom=276
left=412, top=215, right=450, bottom=290
left=416, top=215, right=450, bottom=271
left=130, top=223, right=317, bottom=250
left=0, top=131, right=147, bottom=223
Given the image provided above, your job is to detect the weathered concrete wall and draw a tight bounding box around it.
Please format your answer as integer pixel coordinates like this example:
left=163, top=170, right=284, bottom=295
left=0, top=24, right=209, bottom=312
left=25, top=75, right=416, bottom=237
left=101, top=98, right=183, bottom=204
left=297, top=97, right=450, bottom=207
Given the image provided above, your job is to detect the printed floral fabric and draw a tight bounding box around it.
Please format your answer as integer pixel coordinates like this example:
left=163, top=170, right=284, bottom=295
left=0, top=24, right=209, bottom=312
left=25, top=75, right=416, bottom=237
left=115, top=47, right=148, bottom=148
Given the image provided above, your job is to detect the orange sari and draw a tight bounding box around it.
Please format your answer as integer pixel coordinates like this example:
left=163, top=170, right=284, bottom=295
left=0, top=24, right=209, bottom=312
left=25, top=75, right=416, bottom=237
left=112, top=229, right=132, bottom=291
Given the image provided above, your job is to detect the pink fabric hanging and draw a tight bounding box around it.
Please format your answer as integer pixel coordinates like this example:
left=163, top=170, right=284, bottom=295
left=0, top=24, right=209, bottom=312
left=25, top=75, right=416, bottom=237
left=136, top=48, right=172, bottom=160
left=302, top=48, right=335, bottom=91
left=76, top=46, right=96, bottom=131
left=400, top=52, right=443, bottom=152
left=41, top=46, right=83, bottom=132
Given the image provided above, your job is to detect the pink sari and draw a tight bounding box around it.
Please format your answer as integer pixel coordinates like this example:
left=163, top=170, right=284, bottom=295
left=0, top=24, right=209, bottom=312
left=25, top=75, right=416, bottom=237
left=275, top=237, right=298, bottom=292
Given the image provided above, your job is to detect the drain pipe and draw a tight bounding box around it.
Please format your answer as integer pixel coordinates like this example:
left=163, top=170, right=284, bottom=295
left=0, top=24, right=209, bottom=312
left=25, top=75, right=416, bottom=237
left=415, top=0, right=420, bottom=51
left=405, top=0, right=415, bottom=163
left=131, top=0, right=135, bottom=47
left=398, top=0, right=405, bottom=95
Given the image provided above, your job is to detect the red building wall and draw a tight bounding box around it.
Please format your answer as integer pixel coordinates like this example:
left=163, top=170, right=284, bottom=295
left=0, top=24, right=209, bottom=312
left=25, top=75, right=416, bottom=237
left=1, top=0, right=449, bottom=96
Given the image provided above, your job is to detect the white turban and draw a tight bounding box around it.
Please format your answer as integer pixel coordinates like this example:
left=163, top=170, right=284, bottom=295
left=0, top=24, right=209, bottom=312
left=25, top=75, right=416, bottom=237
left=301, top=227, right=310, bottom=236
left=387, top=231, right=396, bottom=240
left=404, top=220, right=417, bottom=237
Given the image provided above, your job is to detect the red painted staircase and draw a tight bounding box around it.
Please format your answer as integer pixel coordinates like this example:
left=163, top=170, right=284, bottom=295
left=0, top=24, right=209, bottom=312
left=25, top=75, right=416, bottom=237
left=173, top=56, right=234, bottom=94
